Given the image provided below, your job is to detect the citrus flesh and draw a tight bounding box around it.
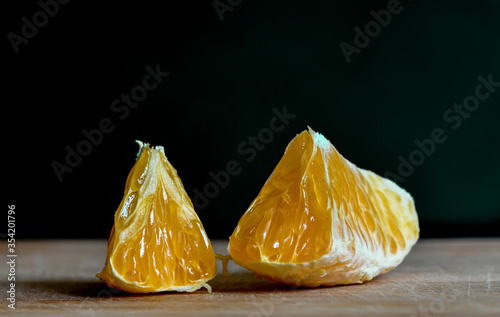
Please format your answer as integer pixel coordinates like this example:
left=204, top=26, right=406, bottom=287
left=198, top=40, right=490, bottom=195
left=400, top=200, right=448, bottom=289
left=228, top=128, right=419, bottom=287
left=97, top=141, right=217, bottom=293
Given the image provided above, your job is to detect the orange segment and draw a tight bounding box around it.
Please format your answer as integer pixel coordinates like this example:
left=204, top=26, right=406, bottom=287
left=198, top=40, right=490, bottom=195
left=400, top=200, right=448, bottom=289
left=231, top=131, right=333, bottom=264
left=228, top=127, right=419, bottom=287
left=97, top=141, right=217, bottom=293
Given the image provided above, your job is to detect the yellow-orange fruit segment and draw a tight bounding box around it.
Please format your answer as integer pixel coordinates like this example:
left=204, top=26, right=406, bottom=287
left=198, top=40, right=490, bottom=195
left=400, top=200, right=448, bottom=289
left=228, top=127, right=419, bottom=287
left=97, top=141, right=217, bottom=293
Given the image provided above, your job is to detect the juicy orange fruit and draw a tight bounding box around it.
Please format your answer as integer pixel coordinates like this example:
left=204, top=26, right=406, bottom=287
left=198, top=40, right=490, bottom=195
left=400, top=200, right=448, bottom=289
left=228, top=127, right=419, bottom=287
left=97, top=141, right=217, bottom=293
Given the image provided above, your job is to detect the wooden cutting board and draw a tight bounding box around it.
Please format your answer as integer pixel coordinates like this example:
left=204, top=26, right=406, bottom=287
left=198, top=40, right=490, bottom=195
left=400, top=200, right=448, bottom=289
left=0, top=239, right=499, bottom=316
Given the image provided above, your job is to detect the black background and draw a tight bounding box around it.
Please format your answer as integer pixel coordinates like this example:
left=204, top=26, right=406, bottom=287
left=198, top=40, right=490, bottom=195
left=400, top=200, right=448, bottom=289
left=4, top=0, right=500, bottom=240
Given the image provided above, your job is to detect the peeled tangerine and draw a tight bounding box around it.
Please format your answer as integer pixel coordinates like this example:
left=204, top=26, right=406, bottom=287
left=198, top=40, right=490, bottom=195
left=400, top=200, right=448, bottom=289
left=97, top=141, right=217, bottom=293
left=228, top=127, right=419, bottom=287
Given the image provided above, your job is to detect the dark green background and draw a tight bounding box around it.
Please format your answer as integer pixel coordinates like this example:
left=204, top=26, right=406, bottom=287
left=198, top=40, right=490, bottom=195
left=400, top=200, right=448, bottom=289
left=5, top=0, right=500, bottom=239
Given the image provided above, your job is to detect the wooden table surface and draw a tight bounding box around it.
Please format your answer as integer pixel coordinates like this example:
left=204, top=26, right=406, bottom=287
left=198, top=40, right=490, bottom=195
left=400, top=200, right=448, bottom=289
left=0, top=239, right=499, bottom=316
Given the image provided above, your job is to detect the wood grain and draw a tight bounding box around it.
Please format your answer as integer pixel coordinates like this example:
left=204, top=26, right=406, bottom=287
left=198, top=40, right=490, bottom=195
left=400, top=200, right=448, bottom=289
left=0, top=239, right=499, bottom=316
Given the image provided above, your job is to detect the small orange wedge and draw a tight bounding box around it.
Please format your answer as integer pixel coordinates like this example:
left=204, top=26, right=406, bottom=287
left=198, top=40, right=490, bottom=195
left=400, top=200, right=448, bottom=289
left=228, top=127, right=419, bottom=287
left=97, top=141, right=217, bottom=293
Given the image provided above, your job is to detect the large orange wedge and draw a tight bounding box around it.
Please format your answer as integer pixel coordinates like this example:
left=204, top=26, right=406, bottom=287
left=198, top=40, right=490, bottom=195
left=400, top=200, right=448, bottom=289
left=97, top=141, right=217, bottom=293
left=228, top=127, right=419, bottom=287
